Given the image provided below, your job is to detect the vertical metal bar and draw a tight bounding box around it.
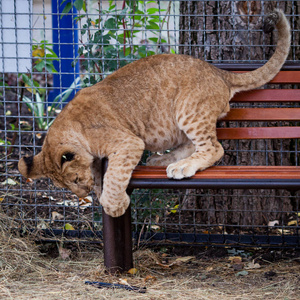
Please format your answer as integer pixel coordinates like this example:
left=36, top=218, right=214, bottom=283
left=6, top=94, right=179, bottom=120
left=101, top=158, right=133, bottom=274
left=49, top=0, right=79, bottom=102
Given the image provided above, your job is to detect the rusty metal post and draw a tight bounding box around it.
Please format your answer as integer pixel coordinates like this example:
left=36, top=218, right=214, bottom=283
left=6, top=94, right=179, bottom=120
left=101, top=158, right=133, bottom=273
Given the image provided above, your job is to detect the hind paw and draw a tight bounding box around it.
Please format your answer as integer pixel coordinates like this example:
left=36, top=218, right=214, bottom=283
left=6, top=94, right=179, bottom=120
left=166, top=160, right=199, bottom=179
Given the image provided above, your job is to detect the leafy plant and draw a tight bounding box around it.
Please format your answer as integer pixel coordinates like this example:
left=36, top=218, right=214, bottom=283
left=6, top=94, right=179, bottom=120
left=132, top=189, right=177, bottom=232
left=21, top=75, right=81, bottom=131
left=17, top=39, right=78, bottom=131
left=32, top=40, right=59, bottom=73
left=0, top=138, right=11, bottom=147
left=63, top=0, right=173, bottom=86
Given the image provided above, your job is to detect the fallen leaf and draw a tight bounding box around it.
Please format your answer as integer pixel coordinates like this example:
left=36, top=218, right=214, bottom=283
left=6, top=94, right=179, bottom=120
left=64, top=223, right=75, bottom=230
left=0, top=198, right=4, bottom=203
left=235, top=270, right=248, bottom=277
left=119, top=278, right=129, bottom=286
left=37, top=220, right=48, bottom=229
left=1, top=178, right=18, bottom=185
left=57, top=199, right=77, bottom=207
left=42, top=194, right=55, bottom=201
left=156, top=262, right=171, bottom=268
left=150, top=225, right=160, bottom=231
left=268, top=220, right=279, bottom=227
left=156, top=255, right=195, bottom=268
left=79, top=196, right=93, bottom=210
left=288, top=220, right=298, bottom=226
left=233, top=264, right=244, bottom=271
left=128, top=268, right=138, bottom=275
left=52, top=211, right=64, bottom=222
left=144, top=275, right=157, bottom=283
left=277, top=228, right=291, bottom=234
left=155, top=215, right=160, bottom=223
left=79, top=196, right=93, bottom=203
left=170, top=204, right=179, bottom=214
left=246, top=260, right=261, bottom=270
left=229, top=256, right=242, bottom=264
left=173, top=256, right=195, bottom=264
left=59, top=246, right=71, bottom=260
left=26, top=178, right=33, bottom=183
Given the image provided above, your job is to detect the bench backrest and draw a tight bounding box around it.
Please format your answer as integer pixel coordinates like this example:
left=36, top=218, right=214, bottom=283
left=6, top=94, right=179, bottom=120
left=217, top=71, right=300, bottom=140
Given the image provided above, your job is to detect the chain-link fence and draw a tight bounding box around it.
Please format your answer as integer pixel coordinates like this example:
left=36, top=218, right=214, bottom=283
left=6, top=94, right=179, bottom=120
left=0, top=0, right=299, bottom=247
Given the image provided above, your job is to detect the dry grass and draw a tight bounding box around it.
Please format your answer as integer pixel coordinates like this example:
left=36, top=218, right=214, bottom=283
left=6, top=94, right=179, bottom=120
left=0, top=213, right=299, bottom=300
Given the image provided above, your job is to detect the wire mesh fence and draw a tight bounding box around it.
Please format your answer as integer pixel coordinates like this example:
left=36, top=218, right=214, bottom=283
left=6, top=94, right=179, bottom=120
left=0, top=0, right=300, bottom=247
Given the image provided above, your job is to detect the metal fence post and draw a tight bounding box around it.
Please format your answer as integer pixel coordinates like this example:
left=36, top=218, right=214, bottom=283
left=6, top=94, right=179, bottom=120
left=101, top=159, right=133, bottom=274
left=49, top=0, right=79, bottom=102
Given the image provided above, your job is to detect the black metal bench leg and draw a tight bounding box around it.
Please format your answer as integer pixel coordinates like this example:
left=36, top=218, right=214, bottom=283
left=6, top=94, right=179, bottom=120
left=102, top=204, right=133, bottom=274
left=100, top=158, right=133, bottom=273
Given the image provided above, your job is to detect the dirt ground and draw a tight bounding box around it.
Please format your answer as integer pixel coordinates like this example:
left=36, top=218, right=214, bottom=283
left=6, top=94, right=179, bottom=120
left=0, top=221, right=299, bottom=300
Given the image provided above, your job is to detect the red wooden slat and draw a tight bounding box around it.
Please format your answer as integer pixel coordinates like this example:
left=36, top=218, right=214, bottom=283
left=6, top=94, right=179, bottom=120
left=271, top=71, right=300, bottom=83
left=132, top=166, right=300, bottom=180
left=221, top=108, right=300, bottom=121
left=232, top=89, right=300, bottom=102
left=233, top=71, right=300, bottom=84
left=216, top=127, right=300, bottom=140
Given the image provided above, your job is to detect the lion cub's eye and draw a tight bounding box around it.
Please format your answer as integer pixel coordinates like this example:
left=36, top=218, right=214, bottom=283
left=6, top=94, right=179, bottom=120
left=61, top=152, right=75, bottom=167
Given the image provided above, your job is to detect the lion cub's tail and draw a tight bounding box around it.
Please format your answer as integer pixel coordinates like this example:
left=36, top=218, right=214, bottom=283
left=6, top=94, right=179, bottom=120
left=226, top=9, right=290, bottom=95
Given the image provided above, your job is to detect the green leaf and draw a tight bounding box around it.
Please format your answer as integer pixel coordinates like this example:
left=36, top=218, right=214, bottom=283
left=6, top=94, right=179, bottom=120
left=74, top=0, right=83, bottom=11
left=22, top=74, right=32, bottom=86
left=147, top=7, right=159, bottom=14
left=124, top=47, right=131, bottom=56
left=148, top=37, right=158, bottom=43
left=104, top=18, right=117, bottom=30
left=61, top=2, right=72, bottom=16
left=82, top=1, right=86, bottom=12
left=34, top=60, right=46, bottom=72
left=146, top=21, right=160, bottom=30
left=35, top=93, right=44, bottom=119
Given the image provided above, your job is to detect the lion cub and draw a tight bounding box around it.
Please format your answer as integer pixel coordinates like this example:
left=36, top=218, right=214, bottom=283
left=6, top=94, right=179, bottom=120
left=19, top=10, right=290, bottom=217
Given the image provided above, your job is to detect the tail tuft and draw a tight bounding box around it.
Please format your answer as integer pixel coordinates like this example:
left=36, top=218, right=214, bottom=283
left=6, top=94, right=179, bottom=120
left=263, top=10, right=280, bottom=33
left=224, top=9, right=290, bottom=96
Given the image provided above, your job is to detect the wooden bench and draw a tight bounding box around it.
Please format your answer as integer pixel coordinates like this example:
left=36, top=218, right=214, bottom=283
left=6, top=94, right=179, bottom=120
left=101, top=69, right=300, bottom=273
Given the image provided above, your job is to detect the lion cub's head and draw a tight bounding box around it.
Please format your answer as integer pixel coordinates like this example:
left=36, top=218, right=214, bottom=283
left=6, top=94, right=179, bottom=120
left=18, top=127, right=97, bottom=198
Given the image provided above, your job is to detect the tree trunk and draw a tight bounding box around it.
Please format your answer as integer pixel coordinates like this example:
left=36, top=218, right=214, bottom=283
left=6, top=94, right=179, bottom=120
left=179, top=1, right=299, bottom=226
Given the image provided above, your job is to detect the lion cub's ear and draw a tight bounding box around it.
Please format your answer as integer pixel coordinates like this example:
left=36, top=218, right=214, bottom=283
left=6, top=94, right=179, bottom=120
left=61, top=152, right=75, bottom=167
left=60, top=152, right=76, bottom=173
left=18, top=152, right=45, bottom=179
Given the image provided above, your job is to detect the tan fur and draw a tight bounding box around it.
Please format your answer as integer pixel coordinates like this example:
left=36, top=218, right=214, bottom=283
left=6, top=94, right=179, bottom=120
left=18, top=10, right=290, bottom=217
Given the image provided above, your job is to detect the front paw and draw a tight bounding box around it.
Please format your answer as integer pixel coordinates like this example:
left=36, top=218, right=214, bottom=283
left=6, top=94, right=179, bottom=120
left=166, top=160, right=198, bottom=179
left=100, top=192, right=130, bottom=218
